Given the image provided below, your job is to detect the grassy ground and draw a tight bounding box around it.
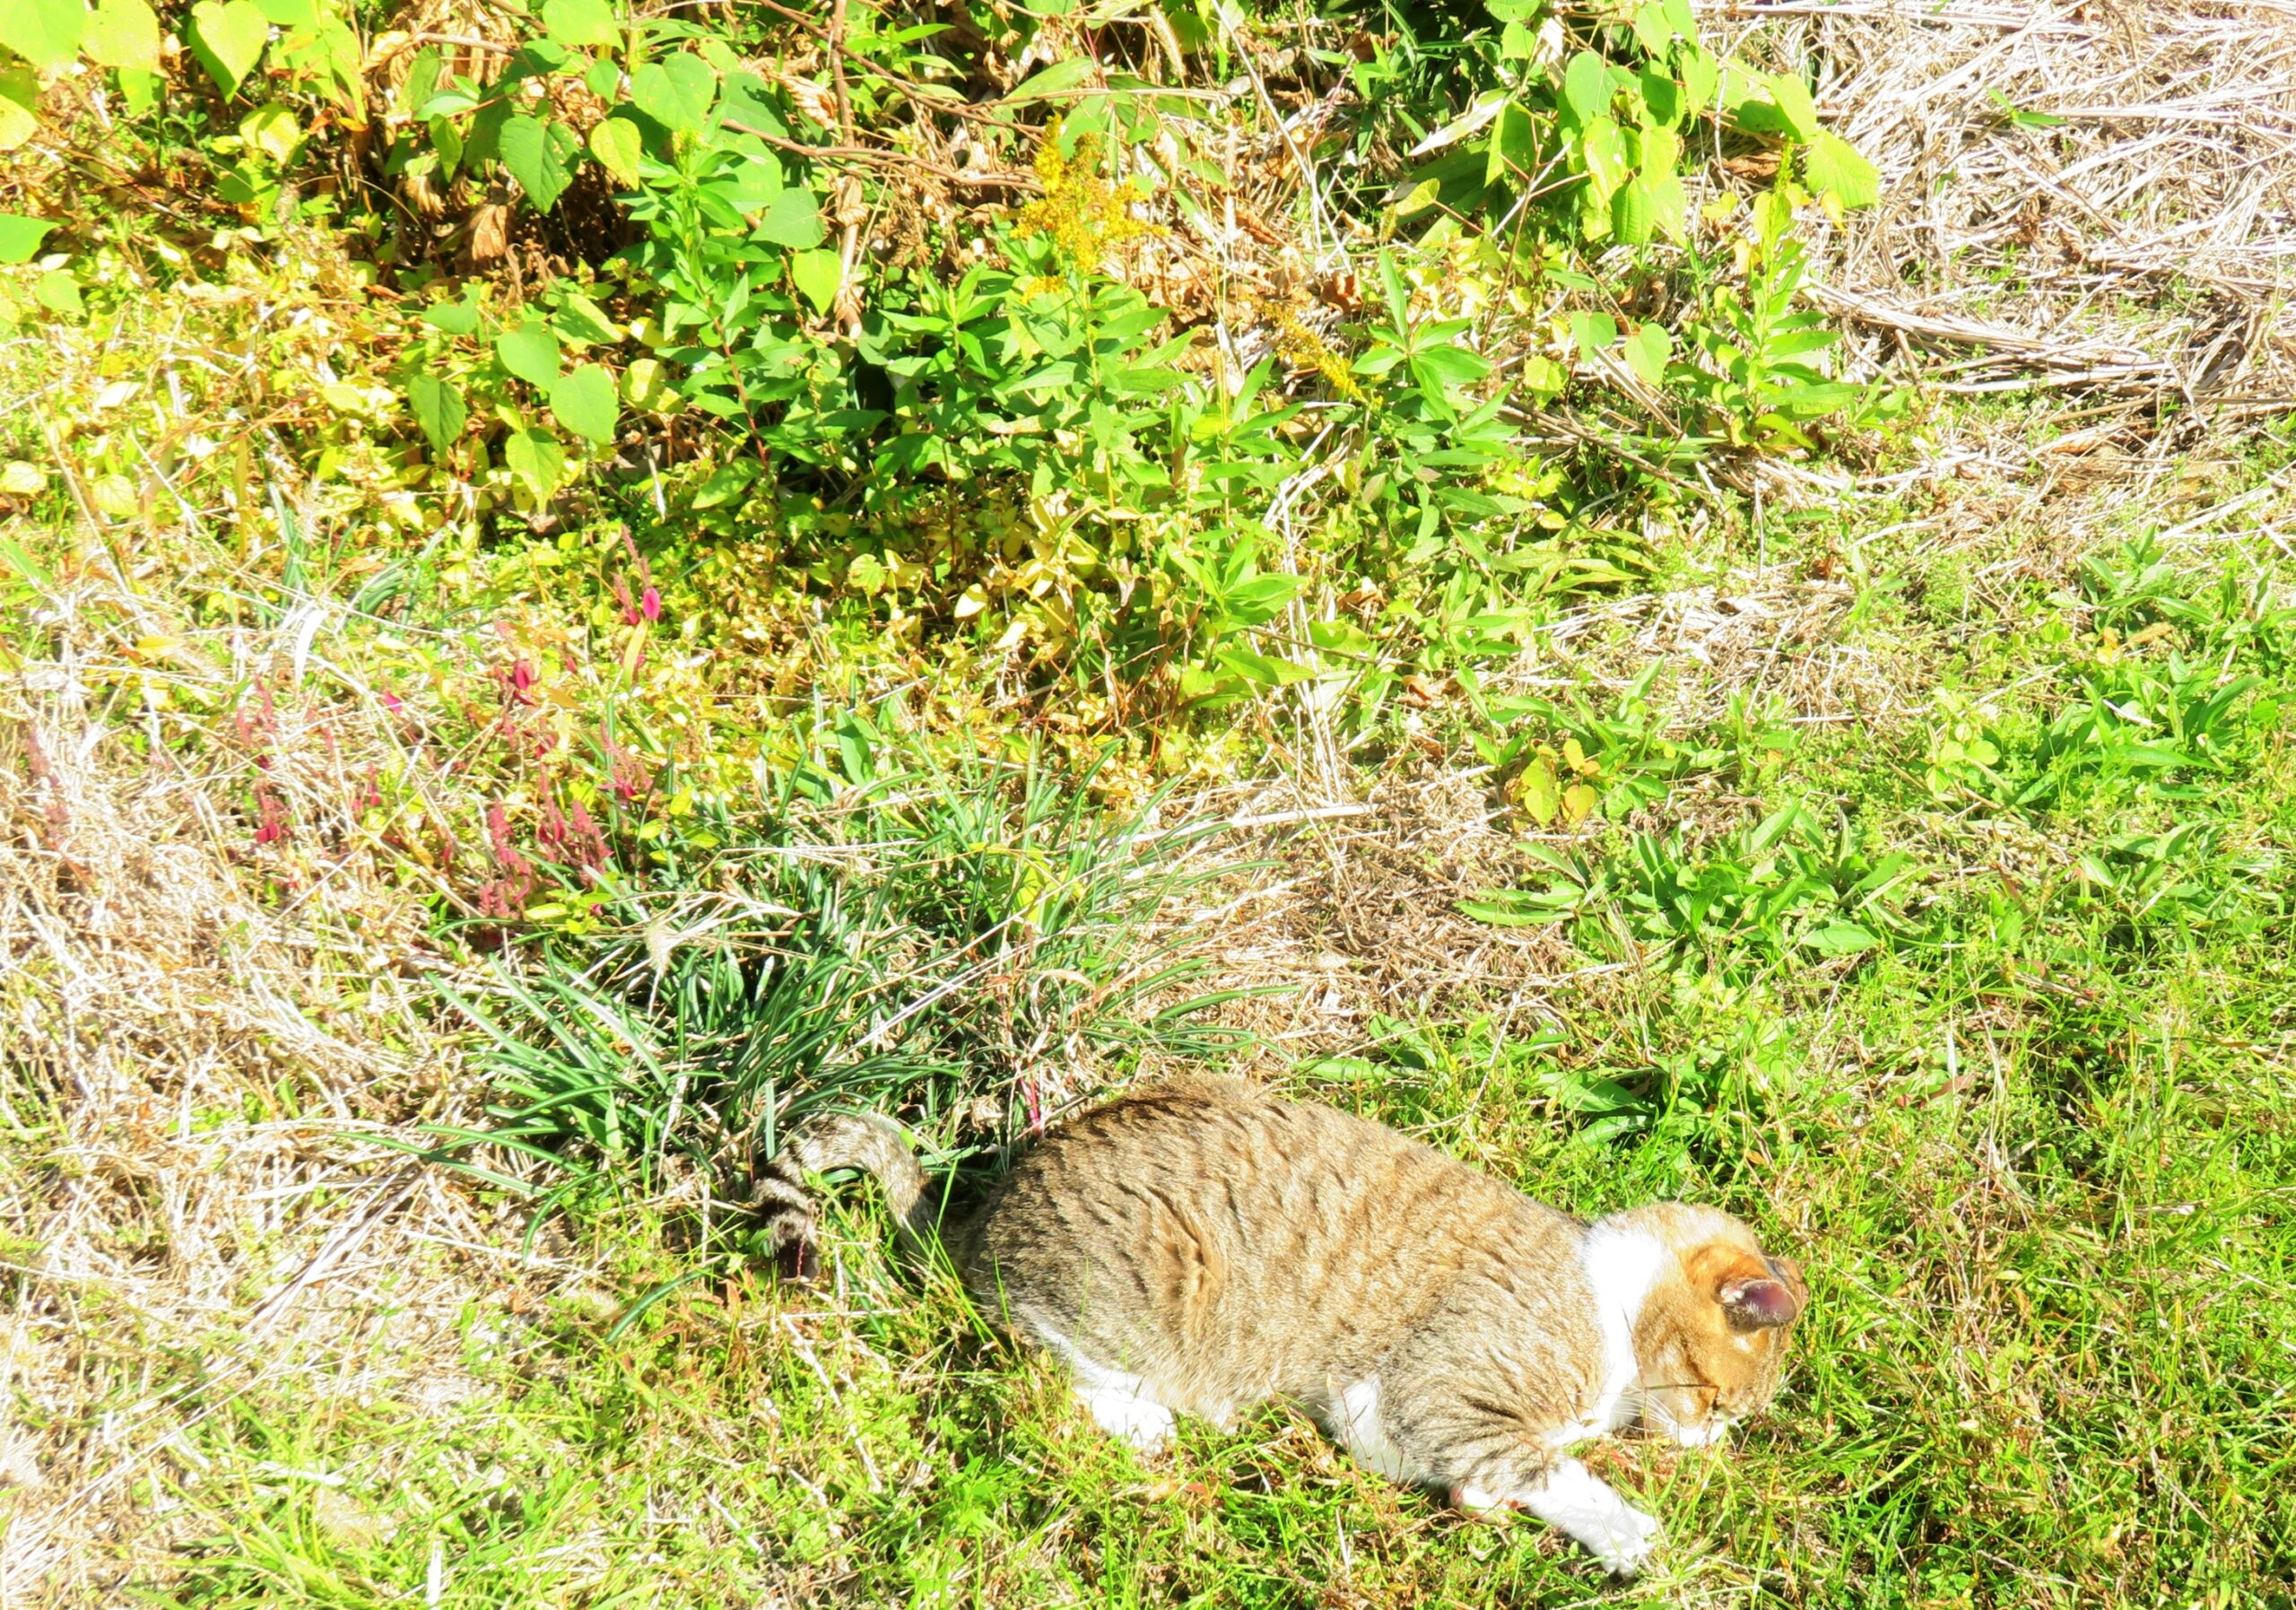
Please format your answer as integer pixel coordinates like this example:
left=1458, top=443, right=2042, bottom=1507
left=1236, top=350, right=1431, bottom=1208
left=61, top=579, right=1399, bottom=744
left=8, top=4, right=2296, bottom=1598
left=57, top=429, right=2288, bottom=1610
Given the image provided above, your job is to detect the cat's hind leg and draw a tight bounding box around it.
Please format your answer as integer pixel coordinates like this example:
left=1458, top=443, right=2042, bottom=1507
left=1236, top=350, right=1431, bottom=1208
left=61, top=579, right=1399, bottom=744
left=1022, top=1314, right=1178, bottom=1453
left=1327, top=1376, right=1416, bottom=1482
left=1070, top=1358, right=1177, bottom=1452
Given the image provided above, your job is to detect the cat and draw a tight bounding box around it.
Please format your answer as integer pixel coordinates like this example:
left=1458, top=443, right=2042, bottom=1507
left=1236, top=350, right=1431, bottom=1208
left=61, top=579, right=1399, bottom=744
left=759, top=1075, right=1806, bottom=1578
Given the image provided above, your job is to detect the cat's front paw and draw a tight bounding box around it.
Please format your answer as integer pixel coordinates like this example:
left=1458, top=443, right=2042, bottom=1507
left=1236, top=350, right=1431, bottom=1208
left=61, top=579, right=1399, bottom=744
left=1588, top=1503, right=1662, bottom=1579
left=1671, top=1416, right=1731, bottom=1449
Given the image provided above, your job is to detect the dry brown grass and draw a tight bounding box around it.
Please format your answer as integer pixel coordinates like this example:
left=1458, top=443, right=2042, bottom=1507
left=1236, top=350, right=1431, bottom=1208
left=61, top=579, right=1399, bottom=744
left=0, top=569, right=542, bottom=1599
left=1715, top=0, right=2296, bottom=408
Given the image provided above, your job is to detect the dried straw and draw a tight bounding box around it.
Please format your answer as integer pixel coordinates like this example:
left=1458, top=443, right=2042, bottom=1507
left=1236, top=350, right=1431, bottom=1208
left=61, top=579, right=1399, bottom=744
left=1706, top=0, right=2296, bottom=405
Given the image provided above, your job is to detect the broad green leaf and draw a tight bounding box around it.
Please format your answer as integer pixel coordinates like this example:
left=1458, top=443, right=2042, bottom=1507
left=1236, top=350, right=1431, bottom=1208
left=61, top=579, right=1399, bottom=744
left=1767, top=71, right=1821, bottom=141
left=1631, top=1, right=1672, bottom=54
left=1579, top=115, right=1630, bottom=203
left=1004, top=54, right=1094, bottom=106
left=753, top=187, right=822, bottom=248
left=505, top=430, right=567, bottom=501
left=1413, top=344, right=1491, bottom=387
left=621, top=357, right=674, bottom=413
left=35, top=270, right=82, bottom=318
left=631, top=50, right=715, bottom=134
left=1612, top=174, right=1656, bottom=244
left=0, top=0, right=84, bottom=72
left=0, top=67, right=32, bottom=153
left=495, top=320, right=562, bottom=388
left=1642, top=172, right=1687, bottom=239
left=551, top=293, right=619, bottom=346
left=846, top=553, right=888, bottom=595
left=1806, top=921, right=1880, bottom=956
left=84, top=0, right=161, bottom=74
left=429, top=116, right=470, bottom=177
left=790, top=248, right=841, bottom=316
left=585, top=57, right=619, bottom=99
left=422, top=299, right=481, bottom=336
left=1566, top=309, right=1617, bottom=355
left=239, top=101, right=300, bottom=164
left=252, top=0, right=313, bottom=25
left=550, top=362, right=618, bottom=445
left=1638, top=65, right=1681, bottom=129
left=1622, top=322, right=1672, bottom=386
left=716, top=68, right=786, bottom=136
left=0, top=213, right=55, bottom=264
left=1639, top=125, right=1681, bottom=178
left=1561, top=783, right=1598, bottom=825
left=184, top=0, right=268, bottom=96
left=278, top=14, right=359, bottom=109
left=500, top=114, right=581, bottom=213
left=542, top=0, right=618, bottom=49
left=1803, top=128, right=1881, bottom=209
left=1489, top=99, right=1538, bottom=187
left=1518, top=757, right=1560, bottom=825
left=397, top=46, right=438, bottom=118
left=588, top=113, right=642, bottom=186
left=1676, top=48, right=1718, bottom=118
left=1393, top=177, right=1440, bottom=218
left=404, top=372, right=465, bottom=454
left=1561, top=50, right=1609, bottom=126
left=710, top=154, right=783, bottom=213
left=1215, top=648, right=1315, bottom=688
left=690, top=459, right=756, bottom=509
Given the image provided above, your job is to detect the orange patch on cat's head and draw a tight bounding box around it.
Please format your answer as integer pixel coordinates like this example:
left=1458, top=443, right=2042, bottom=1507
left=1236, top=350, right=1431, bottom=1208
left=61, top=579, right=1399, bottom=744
left=1616, top=1205, right=1809, bottom=1444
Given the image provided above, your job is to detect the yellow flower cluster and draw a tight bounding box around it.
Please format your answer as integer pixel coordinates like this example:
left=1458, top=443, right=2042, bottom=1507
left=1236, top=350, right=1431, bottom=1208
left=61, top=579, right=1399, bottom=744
left=1014, top=120, right=1156, bottom=272
left=1265, top=299, right=1365, bottom=404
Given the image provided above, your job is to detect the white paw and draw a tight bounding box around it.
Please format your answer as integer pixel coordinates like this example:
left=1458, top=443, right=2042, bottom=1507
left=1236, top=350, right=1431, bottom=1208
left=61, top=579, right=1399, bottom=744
left=1672, top=1417, right=1731, bottom=1449
left=1080, top=1383, right=1176, bottom=1453
left=1589, top=1504, right=1662, bottom=1578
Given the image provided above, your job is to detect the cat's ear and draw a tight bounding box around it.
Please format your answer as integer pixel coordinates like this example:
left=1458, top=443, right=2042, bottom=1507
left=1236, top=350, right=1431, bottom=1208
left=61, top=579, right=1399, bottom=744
left=1717, top=1260, right=1803, bottom=1330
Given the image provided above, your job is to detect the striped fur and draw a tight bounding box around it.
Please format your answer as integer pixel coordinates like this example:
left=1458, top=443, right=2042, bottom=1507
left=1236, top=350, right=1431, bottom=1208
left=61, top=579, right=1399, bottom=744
left=764, top=1079, right=1806, bottom=1578
left=757, top=1111, right=938, bottom=1278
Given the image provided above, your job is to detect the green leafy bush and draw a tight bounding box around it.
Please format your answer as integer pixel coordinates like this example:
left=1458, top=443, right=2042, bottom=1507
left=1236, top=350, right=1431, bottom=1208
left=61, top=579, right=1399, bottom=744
left=1462, top=800, right=1917, bottom=979
left=4, top=0, right=1899, bottom=736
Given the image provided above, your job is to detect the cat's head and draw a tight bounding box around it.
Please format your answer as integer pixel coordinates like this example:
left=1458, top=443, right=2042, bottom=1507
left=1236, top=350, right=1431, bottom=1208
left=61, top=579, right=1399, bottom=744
left=1609, top=1204, right=1808, bottom=1447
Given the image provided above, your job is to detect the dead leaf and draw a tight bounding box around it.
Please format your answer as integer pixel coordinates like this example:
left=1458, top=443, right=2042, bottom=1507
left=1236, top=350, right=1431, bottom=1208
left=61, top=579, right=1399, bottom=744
left=468, top=203, right=509, bottom=263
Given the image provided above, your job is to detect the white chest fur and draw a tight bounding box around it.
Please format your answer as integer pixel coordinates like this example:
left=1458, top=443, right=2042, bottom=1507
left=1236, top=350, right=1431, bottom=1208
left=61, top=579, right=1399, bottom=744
left=1552, top=1223, right=1663, bottom=1446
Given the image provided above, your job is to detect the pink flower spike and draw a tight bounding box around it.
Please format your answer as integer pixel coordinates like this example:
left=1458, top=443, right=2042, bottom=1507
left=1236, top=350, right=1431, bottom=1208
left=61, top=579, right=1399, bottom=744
left=379, top=692, right=404, bottom=714
left=641, top=587, right=661, bottom=622
left=511, top=661, right=535, bottom=692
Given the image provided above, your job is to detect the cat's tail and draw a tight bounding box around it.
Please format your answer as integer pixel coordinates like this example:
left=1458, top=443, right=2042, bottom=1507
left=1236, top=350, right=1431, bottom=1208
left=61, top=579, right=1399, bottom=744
left=754, top=1112, right=939, bottom=1278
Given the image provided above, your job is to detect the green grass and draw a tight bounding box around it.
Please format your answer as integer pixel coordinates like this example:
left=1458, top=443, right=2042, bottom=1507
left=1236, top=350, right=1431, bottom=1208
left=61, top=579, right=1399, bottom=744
left=145, top=953, right=2296, bottom=1606
left=119, top=470, right=2296, bottom=1609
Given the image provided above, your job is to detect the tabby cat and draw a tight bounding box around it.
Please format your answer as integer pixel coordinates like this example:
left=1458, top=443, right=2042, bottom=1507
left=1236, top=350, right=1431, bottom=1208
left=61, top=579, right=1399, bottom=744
left=760, top=1077, right=1806, bottom=1577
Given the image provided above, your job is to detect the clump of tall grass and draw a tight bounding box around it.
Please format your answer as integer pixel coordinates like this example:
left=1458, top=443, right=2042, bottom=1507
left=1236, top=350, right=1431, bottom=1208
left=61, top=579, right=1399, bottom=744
left=429, top=735, right=1246, bottom=1264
